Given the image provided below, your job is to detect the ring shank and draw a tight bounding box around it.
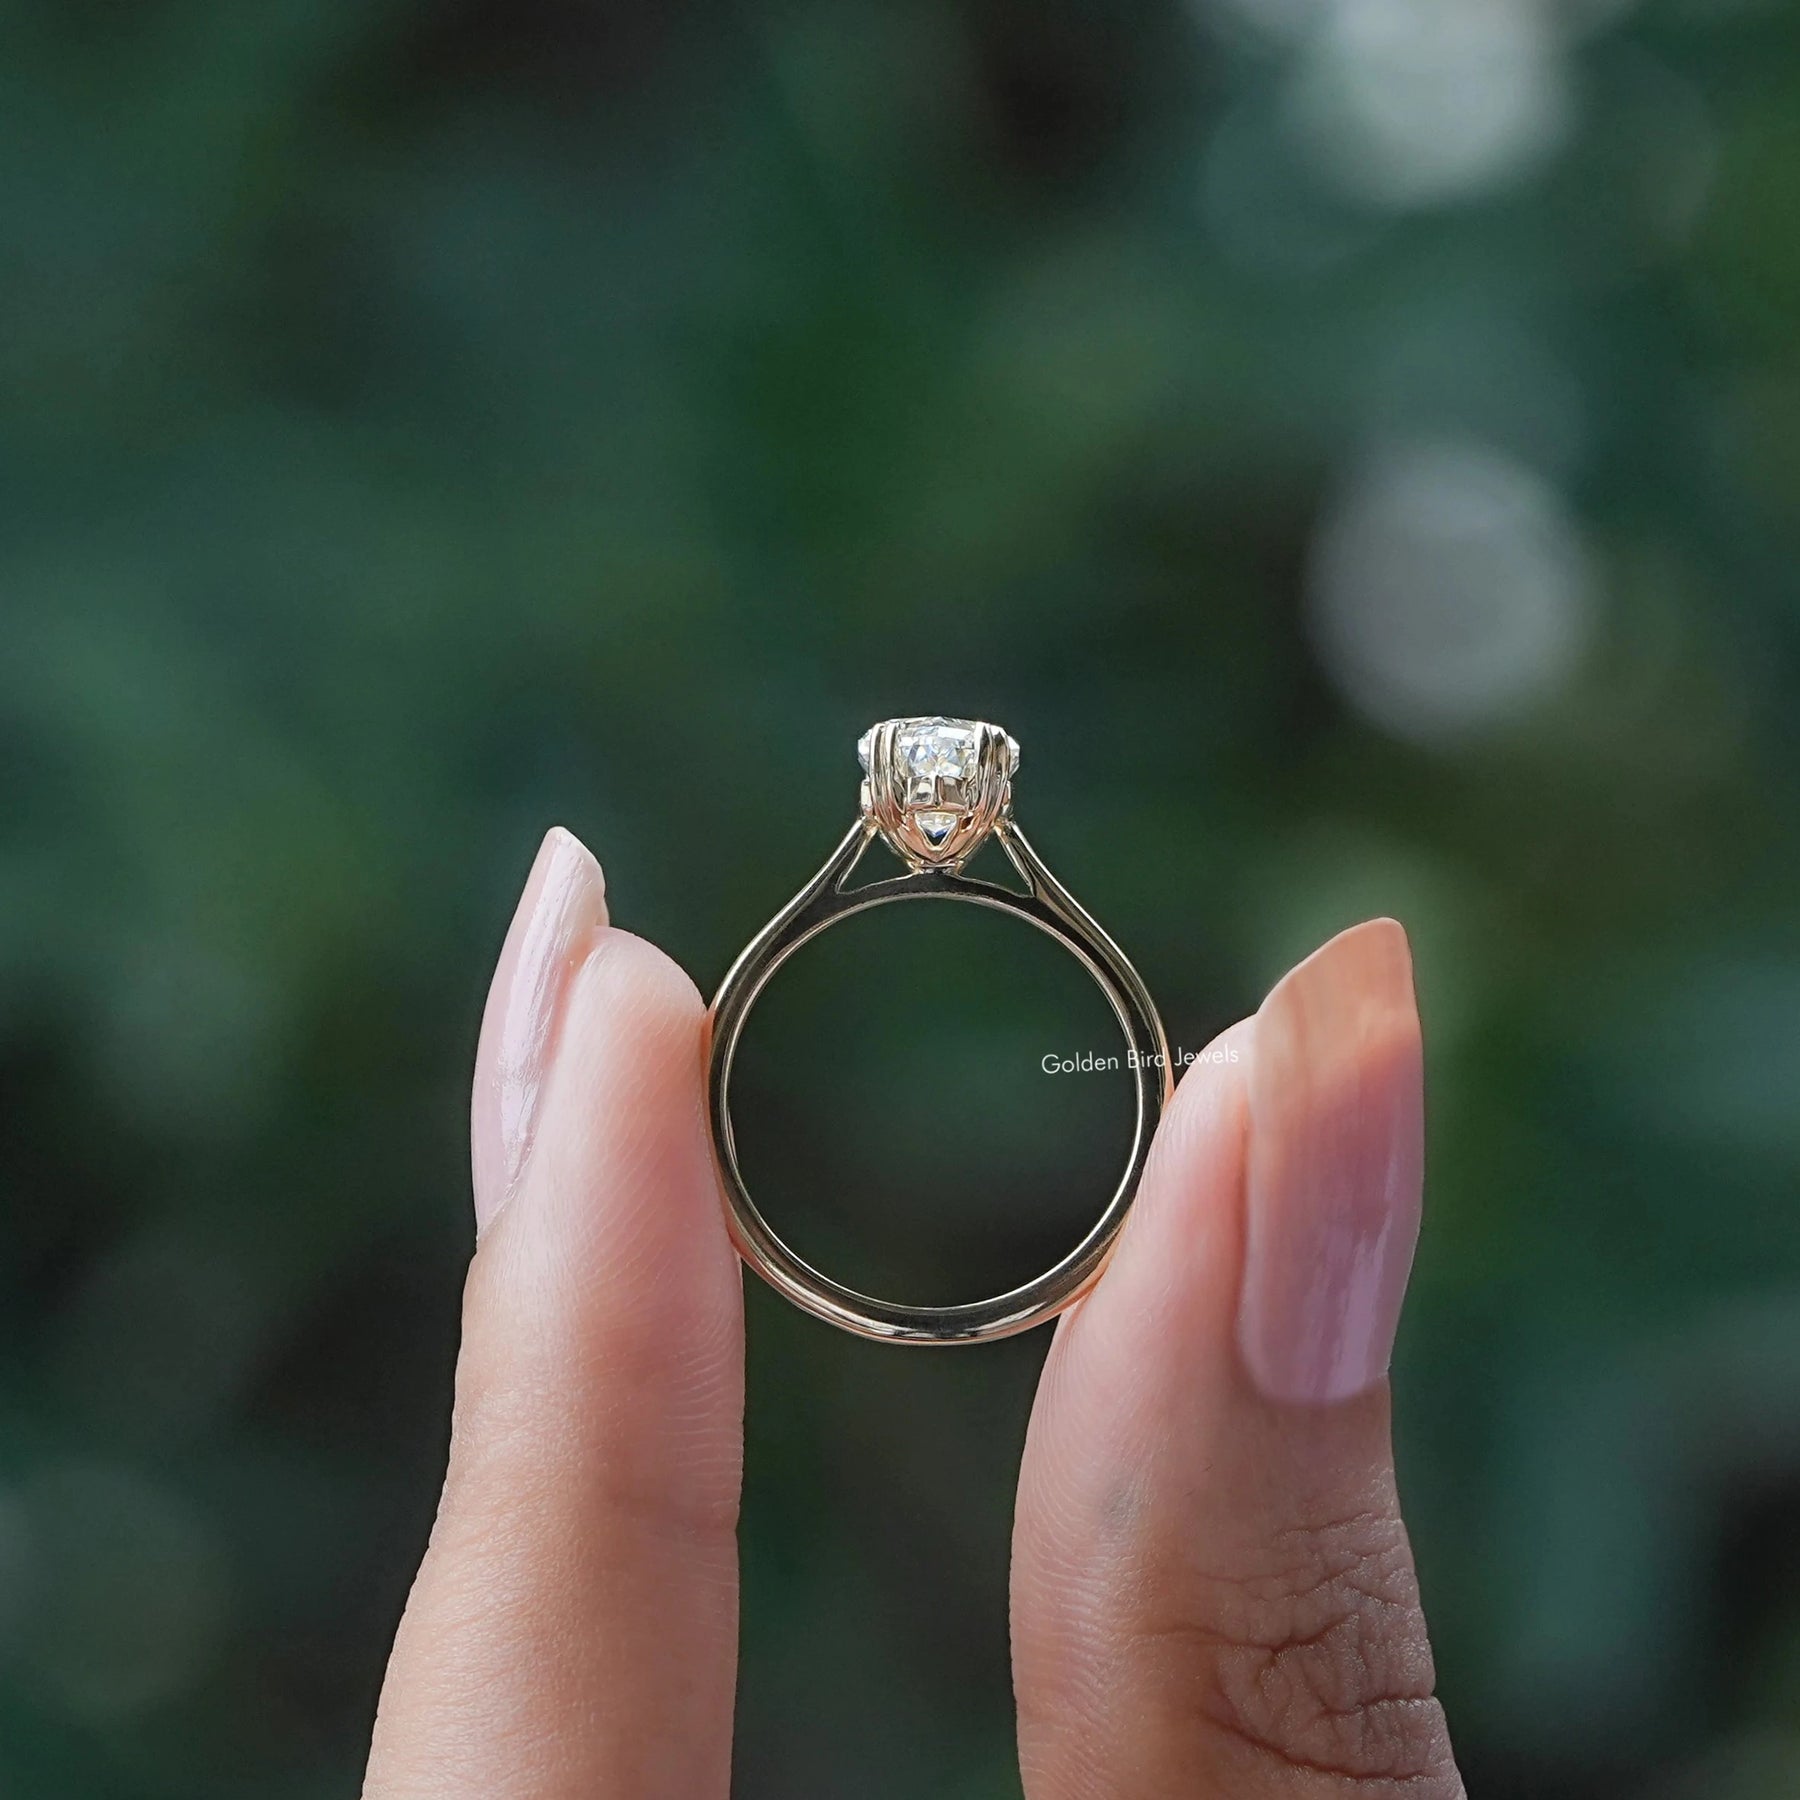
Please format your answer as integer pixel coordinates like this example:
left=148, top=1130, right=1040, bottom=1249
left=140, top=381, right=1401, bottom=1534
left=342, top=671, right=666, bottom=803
left=706, top=819, right=1171, bottom=1345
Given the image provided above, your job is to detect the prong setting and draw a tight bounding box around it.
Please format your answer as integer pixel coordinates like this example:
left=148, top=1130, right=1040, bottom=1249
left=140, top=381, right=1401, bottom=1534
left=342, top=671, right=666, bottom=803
left=858, top=716, right=1020, bottom=870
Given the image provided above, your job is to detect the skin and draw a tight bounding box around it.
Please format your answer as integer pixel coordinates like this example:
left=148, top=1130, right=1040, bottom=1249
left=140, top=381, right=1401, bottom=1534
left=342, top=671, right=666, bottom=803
left=364, top=830, right=1464, bottom=1799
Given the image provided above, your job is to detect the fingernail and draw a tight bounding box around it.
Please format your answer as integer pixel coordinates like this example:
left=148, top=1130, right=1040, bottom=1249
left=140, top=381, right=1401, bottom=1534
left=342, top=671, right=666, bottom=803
left=1239, top=918, right=1424, bottom=1405
left=470, top=827, right=608, bottom=1234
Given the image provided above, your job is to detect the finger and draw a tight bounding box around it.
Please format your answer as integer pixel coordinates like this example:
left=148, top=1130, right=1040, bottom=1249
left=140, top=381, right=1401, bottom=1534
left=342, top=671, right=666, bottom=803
left=1012, top=919, right=1463, bottom=1798
left=365, top=827, right=743, bottom=1800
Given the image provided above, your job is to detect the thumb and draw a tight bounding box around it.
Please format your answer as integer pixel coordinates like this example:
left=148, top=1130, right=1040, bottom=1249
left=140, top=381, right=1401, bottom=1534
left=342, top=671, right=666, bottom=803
left=1011, top=920, right=1463, bottom=1797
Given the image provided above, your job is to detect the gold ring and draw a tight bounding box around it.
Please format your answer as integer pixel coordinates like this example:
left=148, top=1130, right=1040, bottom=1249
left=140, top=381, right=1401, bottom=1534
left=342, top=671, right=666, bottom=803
left=706, top=716, right=1171, bottom=1345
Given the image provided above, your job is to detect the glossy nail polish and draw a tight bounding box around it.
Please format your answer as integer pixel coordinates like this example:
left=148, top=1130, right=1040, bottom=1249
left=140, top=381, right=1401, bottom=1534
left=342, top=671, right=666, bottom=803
left=1239, top=919, right=1424, bottom=1405
left=470, top=827, right=608, bottom=1233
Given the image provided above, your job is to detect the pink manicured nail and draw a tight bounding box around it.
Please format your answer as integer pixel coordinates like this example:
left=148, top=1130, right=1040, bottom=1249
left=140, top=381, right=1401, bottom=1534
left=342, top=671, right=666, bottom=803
left=470, top=827, right=608, bottom=1234
left=1239, top=919, right=1424, bottom=1405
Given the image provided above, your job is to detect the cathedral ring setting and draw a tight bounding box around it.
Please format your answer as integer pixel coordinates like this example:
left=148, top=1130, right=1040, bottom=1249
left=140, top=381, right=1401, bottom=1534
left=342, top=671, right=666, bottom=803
left=705, top=717, right=1172, bottom=1345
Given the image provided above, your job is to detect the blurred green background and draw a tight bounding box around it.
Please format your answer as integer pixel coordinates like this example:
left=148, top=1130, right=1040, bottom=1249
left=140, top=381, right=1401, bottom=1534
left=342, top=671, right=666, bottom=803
left=4, top=0, right=1800, bottom=1793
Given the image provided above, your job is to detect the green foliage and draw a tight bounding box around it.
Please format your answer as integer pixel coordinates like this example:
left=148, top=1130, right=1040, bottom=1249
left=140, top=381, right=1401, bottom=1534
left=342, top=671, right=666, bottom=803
left=2, top=1, right=1799, bottom=1793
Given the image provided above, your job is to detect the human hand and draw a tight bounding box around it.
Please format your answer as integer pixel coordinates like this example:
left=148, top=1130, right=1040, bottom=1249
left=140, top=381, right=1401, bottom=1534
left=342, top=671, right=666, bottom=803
left=363, top=826, right=1463, bottom=1798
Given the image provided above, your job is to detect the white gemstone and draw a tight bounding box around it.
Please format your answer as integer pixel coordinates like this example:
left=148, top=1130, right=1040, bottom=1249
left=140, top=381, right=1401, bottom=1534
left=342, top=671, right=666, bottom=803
left=915, top=809, right=958, bottom=844
left=856, top=715, right=1019, bottom=798
left=897, top=718, right=978, bottom=782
